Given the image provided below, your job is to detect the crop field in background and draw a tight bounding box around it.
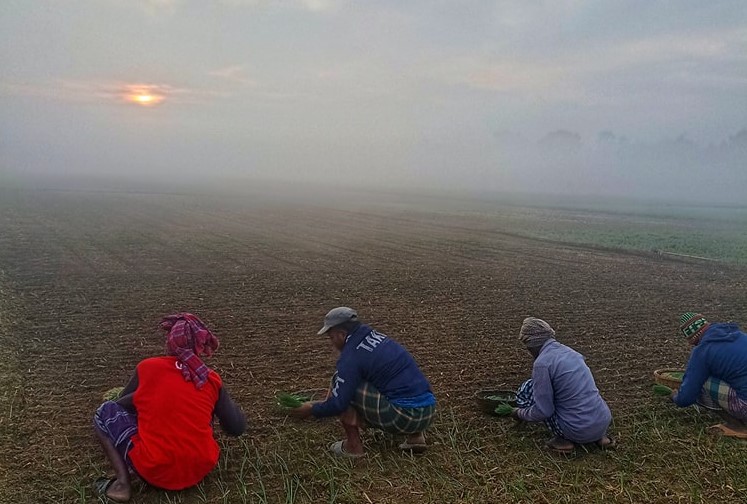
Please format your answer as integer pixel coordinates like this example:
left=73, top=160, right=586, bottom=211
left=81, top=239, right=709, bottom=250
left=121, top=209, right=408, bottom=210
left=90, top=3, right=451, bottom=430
left=1, top=187, right=746, bottom=503
left=385, top=193, right=747, bottom=264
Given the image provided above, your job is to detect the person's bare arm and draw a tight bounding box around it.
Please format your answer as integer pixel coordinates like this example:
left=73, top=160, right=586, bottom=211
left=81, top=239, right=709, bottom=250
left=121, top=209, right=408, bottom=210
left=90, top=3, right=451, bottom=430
left=115, top=372, right=138, bottom=412
left=214, top=387, right=247, bottom=436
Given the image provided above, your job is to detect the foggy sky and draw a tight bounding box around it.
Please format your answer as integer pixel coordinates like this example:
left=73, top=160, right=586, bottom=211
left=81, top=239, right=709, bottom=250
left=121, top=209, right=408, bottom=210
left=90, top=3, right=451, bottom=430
left=1, top=1, right=746, bottom=203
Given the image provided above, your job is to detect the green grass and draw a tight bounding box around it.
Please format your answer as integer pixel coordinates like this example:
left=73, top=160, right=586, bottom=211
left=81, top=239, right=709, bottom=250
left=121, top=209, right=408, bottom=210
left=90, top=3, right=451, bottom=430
left=510, top=213, right=747, bottom=263
left=38, top=403, right=746, bottom=503
left=539, top=226, right=747, bottom=263
left=428, top=196, right=747, bottom=263
left=2, top=189, right=746, bottom=503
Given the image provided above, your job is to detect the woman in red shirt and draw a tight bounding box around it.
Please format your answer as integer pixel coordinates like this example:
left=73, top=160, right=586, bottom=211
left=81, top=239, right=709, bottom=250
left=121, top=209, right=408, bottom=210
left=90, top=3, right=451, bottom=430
left=93, top=313, right=246, bottom=502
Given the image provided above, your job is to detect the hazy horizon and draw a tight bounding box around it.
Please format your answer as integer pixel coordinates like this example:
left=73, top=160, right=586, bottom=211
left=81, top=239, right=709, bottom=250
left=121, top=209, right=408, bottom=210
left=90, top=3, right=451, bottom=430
left=2, top=1, right=746, bottom=204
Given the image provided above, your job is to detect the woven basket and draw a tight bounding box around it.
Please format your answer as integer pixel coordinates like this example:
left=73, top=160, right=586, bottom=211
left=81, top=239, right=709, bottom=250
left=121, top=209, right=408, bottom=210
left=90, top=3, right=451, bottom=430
left=474, top=389, right=517, bottom=415
left=653, top=368, right=685, bottom=390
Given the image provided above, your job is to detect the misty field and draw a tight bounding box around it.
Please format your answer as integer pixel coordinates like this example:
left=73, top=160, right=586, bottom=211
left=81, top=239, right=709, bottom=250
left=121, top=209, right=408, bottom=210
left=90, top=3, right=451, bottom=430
left=1, top=187, right=746, bottom=504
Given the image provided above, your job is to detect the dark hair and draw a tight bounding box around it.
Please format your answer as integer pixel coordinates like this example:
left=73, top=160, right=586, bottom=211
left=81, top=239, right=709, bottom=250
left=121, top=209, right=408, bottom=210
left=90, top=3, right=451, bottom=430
left=335, top=320, right=361, bottom=334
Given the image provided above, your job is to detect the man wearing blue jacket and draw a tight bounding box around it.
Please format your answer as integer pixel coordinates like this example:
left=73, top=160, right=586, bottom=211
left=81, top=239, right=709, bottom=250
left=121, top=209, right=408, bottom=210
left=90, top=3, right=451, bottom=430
left=290, top=307, right=436, bottom=457
left=672, top=313, right=747, bottom=438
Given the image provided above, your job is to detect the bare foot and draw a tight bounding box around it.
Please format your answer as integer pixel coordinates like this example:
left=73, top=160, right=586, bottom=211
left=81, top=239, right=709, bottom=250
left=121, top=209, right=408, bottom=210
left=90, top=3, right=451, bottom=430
left=94, top=477, right=131, bottom=503
left=596, top=435, right=616, bottom=449
left=107, top=479, right=132, bottom=502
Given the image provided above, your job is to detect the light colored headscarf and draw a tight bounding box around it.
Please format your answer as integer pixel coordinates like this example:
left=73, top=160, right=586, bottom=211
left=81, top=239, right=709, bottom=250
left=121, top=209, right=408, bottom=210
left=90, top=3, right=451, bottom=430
left=519, top=317, right=556, bottom=349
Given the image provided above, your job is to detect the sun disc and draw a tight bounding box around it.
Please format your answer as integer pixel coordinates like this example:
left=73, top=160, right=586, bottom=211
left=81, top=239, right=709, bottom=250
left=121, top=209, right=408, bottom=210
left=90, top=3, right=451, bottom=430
left=125, top=90, right=165, bottom=107
left=135, top=94, right=154, bottom=103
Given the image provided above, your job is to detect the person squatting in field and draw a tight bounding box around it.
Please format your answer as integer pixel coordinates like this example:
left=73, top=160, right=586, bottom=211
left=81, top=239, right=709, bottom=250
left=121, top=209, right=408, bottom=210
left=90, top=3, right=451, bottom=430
left=506, top=317, right=614, bottom=454
left=289, top=307, right=437, bottom=457
left=92, top=313, right=246, bottom=502
left=670, top=313, right=747, bottom=438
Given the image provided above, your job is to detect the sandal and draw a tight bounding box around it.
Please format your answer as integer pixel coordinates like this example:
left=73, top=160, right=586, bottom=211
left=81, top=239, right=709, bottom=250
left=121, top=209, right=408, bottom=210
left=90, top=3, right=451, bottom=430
left=398, top=441, right=428, bottom=454
left=707, top=423, right=747, bottom=439
left=93, top=477, right=130, bottom=503
left=545, top=436, right=575, bottom=454
left=93, top=477, right=114, bottom=497
left=329, top=440, right=366, bottom=458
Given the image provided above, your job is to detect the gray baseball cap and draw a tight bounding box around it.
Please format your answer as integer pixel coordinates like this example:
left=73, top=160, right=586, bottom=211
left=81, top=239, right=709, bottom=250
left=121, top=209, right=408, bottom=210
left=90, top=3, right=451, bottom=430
left=317, top=307, right=358, bottom=335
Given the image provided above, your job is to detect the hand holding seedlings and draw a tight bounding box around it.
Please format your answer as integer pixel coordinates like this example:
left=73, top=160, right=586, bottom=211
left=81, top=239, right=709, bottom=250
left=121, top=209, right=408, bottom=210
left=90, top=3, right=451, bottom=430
left=277, top=392, right=308, bottom=408
left=495, top=403, right=515, bottom=417
left=276, top=392, right=316, bottom=418
left=287, top=402, right=314, bottom=419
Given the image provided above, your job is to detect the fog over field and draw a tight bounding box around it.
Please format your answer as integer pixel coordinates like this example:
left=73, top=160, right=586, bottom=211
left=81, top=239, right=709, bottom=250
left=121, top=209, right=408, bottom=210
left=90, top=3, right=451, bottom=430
left=1, top=1, right=746, bottom=203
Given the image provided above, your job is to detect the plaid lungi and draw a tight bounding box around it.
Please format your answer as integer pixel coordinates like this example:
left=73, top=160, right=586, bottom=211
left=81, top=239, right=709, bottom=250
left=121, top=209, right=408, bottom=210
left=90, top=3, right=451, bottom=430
left=698, top=377, right=747, bottom=421
left=94, top=400, right=138, bottom=470
left=516, top=378, right=565, bottom=438
left=350, top=381, right=436, bottom=435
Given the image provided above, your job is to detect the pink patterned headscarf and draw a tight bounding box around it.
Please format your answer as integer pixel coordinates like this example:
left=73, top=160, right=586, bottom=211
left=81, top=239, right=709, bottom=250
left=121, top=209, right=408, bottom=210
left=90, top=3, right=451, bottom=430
left=160, top=313, right=219, bottom=389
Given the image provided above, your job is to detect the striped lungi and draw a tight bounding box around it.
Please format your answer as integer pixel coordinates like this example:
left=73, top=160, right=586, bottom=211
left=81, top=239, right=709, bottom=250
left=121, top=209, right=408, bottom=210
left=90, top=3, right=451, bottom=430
left=698, top=377, right=747, bottom=421
left=351, top=381, right=436, bottom=435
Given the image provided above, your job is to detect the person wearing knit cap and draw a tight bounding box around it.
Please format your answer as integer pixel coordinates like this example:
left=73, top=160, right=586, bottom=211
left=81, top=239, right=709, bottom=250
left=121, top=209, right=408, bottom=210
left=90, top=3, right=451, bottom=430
left=505, top=317, right=613, bottom=454
left=92, top=313, right=246, bottom=502
left=670, top=313, right=747, bottom=438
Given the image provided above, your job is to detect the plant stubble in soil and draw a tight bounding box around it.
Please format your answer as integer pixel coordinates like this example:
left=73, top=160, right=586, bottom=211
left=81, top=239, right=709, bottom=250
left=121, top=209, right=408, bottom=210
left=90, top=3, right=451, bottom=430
left=0, top=189, right=746, bottom=503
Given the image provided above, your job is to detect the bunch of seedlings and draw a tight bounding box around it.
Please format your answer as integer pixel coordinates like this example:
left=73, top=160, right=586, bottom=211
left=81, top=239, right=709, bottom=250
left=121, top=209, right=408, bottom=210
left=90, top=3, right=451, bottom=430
left=664, top=371, right=684, bottom=381
left=652, top=384, right=673, bottom=396
left=494, top=403, right=515, bottom=416
left=276, top=392, right=310, bottom=409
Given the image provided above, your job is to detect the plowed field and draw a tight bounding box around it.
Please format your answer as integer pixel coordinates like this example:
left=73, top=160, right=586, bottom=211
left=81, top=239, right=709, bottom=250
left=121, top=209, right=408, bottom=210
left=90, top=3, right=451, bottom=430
left=1, top=188, right=746, bottom=503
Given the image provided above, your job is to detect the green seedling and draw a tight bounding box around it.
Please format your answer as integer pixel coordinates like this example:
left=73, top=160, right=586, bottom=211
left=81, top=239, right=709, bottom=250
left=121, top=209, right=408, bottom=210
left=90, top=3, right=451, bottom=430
left=486, top=395, right=511, bottom=401
left=495, top=403, right=514, bottom=417
left=276, top=392, right=309, bottom=409
left=103, top=386, right=124, bottom=401
left=652, top=384, right=673, bottom=396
